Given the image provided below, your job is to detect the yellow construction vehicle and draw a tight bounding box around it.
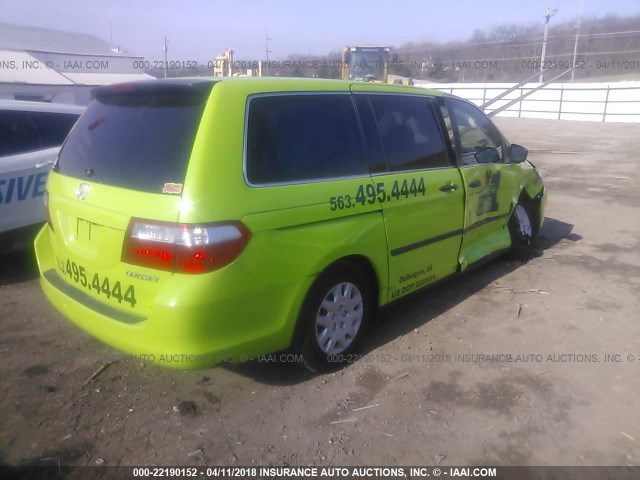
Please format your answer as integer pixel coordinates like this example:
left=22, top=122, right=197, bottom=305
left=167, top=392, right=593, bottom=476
left=341, top=46, right=391, bottom=82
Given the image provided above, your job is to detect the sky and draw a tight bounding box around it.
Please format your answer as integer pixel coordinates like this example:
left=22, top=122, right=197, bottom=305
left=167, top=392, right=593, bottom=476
left=1, top=0, right=639, bottom=61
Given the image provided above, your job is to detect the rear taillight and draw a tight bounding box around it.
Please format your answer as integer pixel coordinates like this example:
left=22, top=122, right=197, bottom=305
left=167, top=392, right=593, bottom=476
left=122, top=219, right=250, bottom=274
left=44, top=191, right=54, bottom=231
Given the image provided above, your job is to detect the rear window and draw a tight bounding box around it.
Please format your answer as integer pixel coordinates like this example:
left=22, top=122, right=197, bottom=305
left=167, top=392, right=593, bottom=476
left=0, top=110, right=79, bottom=157
left=56, top=93, right=208, bottom=194
left=31, top=112, right=80, bottom=149
left=245, top=94, right=367, bottom=185
left=0, top=110, right=41, bottom=156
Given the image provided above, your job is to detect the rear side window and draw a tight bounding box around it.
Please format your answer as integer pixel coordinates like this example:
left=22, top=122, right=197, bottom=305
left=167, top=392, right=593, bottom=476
left=0, top=110, right=41, bottom=156
left=368, top=95, right=449, bottom=171
left=246, top=94, right=367, bottom=185
left=30, top=112, right=79, bottom=149
left=57, top=93, right=207, bottom=193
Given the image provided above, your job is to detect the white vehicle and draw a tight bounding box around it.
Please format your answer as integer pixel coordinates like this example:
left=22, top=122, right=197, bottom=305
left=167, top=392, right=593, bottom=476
left=0, top=100, right=84, bottom=252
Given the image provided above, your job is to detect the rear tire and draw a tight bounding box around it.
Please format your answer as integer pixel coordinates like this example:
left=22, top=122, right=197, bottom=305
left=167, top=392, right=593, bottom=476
left=297, top=264, right=373, bottom=373
left=509, top=203, right=535, bottom=260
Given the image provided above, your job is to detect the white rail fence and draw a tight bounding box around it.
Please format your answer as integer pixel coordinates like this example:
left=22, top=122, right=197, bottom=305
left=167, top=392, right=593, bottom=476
left=414, top=81, right=640, bottom=123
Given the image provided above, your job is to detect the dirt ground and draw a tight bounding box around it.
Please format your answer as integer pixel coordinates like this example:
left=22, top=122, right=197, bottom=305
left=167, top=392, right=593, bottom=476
left=1, top=117, right=639, bottom=468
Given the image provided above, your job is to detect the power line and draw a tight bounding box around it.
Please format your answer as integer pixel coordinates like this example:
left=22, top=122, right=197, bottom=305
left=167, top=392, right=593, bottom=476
left=250, top=47, right=640, bottom=67
left=531, top=48, right=640, bottom=58
left=396, top=29, right=640, bottom=55
left=399, top=40, right=545, bottom=54
left=395, top=49, right=640, bottom=66
left=545, top=29, right=640, bottom=39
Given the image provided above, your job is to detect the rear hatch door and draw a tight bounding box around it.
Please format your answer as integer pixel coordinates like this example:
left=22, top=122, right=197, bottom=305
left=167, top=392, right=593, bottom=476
left=47, top=81, right=213, bottom=317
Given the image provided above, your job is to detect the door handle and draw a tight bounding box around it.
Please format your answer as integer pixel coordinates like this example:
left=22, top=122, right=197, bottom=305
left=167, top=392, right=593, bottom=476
left=468, top=180, right=482, bottom=188
left=439, top=183, right=458, bottom=192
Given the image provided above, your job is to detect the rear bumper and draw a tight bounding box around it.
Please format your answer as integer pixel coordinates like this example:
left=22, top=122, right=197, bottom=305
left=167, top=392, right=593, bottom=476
left=35, top=226, right=308, bottom=369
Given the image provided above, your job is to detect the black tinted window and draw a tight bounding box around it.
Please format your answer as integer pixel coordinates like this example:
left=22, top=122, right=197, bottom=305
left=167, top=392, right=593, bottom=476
left=14, top=95, right=47, bottom=102
left=354, top=95, right=387, bottom=173
left=31, top=112, right=79, bottom=148
left=57, top=93, right=207, bottom=193
left=246, top=94, right=367, bottom=184
left=0, top=110, right=41, bottom=156
left=369, top=95, right=449, bottom=172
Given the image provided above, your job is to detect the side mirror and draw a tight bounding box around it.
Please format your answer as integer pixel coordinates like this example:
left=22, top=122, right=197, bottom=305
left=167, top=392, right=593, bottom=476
left=510, top=144, right=528, bottom=163
left=474, top=146, right=500, bottom=164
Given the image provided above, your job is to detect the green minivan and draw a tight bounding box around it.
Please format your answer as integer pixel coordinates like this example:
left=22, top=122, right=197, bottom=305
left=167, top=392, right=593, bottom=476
left=35, top=77, right=546, bottom=371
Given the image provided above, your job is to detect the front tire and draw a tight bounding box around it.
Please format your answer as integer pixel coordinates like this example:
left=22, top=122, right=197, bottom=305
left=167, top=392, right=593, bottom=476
left=297, top=264, right=373, bottom=372
left=509, top=203, right=534, bottom=260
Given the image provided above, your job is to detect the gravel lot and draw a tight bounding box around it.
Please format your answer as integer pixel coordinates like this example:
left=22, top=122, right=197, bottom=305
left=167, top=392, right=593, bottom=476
left=1, top=117, right=639, bottom=468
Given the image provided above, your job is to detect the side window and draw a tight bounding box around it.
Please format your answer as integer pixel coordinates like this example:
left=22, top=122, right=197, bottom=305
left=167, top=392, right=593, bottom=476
left=439, top=104, right=456, bottom=148
left=354, top=95, right=387, bottom=174
left=0, top=110, right=41, bottom=156
left=446, top=96, right=504, bottom=166
left=30, top=112, right=79, bottom=148
left=246, top=94, right=367, bottom=184
left=368, top=95, right=449, bottom=172
left=14, top=95, right=47, bottom=102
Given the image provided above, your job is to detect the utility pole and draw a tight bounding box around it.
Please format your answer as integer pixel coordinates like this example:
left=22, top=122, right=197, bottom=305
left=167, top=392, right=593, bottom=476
left=163, top=37, right=168, bottom=79
left=539, top=7, right=557, bottom=83
left=107, top=6, right=113, bottom=45
left=265, top=29, right=272, bottom=77
left=571, top=0, right=584, bottom=82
